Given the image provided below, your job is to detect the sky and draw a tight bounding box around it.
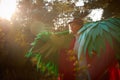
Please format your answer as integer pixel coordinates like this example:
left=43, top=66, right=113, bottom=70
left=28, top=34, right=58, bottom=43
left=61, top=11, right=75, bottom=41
left=88, top=9, right=103, bottom=21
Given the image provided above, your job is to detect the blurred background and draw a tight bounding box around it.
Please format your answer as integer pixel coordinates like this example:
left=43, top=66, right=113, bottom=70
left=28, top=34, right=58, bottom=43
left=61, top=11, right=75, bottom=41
left=0, top=0, right=120, bottom=80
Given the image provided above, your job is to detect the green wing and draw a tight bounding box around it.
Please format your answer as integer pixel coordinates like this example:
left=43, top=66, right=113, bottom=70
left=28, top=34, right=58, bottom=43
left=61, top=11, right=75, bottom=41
left=25, top=30, right=74, bottom=76
left=77, top=18, right=120, bottom=59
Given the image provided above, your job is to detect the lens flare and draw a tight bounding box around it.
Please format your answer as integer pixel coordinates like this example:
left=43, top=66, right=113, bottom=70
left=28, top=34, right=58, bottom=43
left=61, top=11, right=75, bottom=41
left=0, top=0, right=17, bottom=20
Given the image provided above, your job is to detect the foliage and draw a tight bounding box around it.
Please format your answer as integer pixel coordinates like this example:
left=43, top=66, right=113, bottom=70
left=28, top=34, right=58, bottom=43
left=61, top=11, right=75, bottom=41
left=25, top=31, right=74, bottom=76
left=13, top=0, right=89, bottom=29
left=84, top=0, right=120, bottom=18
left=13, top=0, right=120, bottom=28
left=77, top=18, right=120, bottom=59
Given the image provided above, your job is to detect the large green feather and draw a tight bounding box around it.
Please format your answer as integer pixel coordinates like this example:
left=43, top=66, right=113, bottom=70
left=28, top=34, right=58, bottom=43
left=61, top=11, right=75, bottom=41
left=77, top=18, right=120, bottom=60
left=25, top=30, right=74, bottom=76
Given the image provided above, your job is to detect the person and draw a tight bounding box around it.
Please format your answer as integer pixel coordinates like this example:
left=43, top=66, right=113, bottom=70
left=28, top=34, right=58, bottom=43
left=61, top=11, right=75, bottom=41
left=70, top=18, right=120, bottom=80
left=58, top=18, right=90, bottom=80
left=69, top=19, right=91, bottom=80
left=59, top=18, right=120, bottom=80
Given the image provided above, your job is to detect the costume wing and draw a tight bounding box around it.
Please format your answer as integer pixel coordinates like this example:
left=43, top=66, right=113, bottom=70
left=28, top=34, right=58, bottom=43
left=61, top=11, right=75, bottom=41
left=25, top=31, right=74, bottom=76
left=77, top=18, right=120, bottom=59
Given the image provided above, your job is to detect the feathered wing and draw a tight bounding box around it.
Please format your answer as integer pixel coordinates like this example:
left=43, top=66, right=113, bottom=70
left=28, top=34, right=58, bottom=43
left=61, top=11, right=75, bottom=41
left=25, top=31, right=74, bottom=76
left=77, top=18, right=120, bottom=59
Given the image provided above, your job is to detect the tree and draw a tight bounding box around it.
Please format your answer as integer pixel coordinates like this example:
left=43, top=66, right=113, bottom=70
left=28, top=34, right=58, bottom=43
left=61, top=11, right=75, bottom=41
left=13, top=0, right=120, bottom=27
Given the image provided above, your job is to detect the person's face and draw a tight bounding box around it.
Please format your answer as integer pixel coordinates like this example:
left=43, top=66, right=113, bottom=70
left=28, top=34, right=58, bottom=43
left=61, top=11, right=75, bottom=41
left=69, top=23, right=81, bottom=34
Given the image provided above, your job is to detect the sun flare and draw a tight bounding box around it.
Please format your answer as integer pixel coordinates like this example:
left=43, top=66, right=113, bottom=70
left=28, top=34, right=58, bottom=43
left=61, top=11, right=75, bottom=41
left=0, top=0, right=17, bottom=20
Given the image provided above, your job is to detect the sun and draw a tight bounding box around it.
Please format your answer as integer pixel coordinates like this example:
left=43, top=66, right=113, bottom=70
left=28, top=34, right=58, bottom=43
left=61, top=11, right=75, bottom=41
left=0, top=0, right=17, bottom=20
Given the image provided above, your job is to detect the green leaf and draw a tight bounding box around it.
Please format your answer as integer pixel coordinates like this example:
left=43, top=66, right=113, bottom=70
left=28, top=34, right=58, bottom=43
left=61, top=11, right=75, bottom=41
left=54, top=67, right=58, bottom=76
left=111, top=18, right=120, bottom=24
left=94, top=36, right=101, bottom=55
left=93, top=26, right=100, bottom=38
left=87, top=37, right=94, bottom=57
left=46, top=62, right=51, bottom=68
left=25, top=51, right=32, bottom=58
left=94, top=35, right=106, bottom=56
left=55, top=30, right=69, bottom=35
left=78, top=32, right=86, bottom=59
left=100, top=22, right=110, bottom=32
left=103, top=31, right=113, bottom=47
left=108, top=18, right=120, bottom=27
left=25, top=47, right=34, bottom=58
left=110, top=31, right=120, bottom=42
left=30, top=41, right=37, bottom=46
left=36, top=32, right=51, bottom=41
left=99, top=27, right=103, bottom=37
left=105, top=21, right=120, bottom=32
left=83, top=32, right=91, bottom=54
left=78, top=22, right=98, bottom=34
left=37, top=54, right=41, bottom=71
left=83, top=28, right=95, bottom=54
